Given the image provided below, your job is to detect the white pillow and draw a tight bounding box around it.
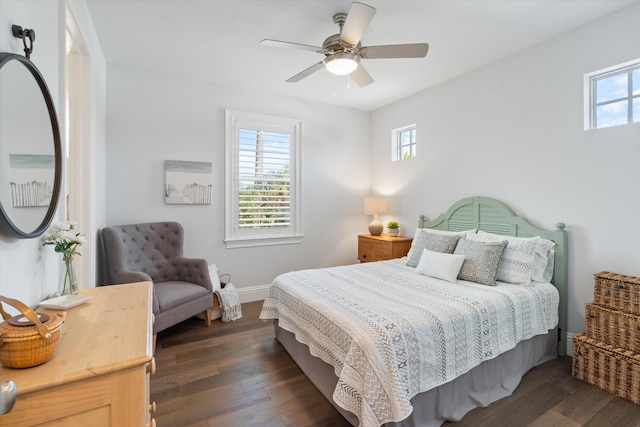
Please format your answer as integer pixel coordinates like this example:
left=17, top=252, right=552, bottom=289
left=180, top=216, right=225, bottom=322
left=470, top=231, right=539, bottom=285
left=475, top=231, right=556, bottom=283
left=208, top=263, right=222, bottom=291
left=415, top=248, right=466, bottom=283
left=532, top=238, right=555, bottom=282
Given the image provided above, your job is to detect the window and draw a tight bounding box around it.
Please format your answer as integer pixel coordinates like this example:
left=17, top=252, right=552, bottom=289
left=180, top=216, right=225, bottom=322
left=391, top=124, right=417, bottom=161
left=225, top=109, right=302, bottom=248
left=586, top=60, right=640, bottom=129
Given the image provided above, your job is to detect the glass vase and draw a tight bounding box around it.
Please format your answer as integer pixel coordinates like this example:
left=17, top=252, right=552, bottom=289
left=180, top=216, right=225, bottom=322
left=58, top=256, right=78, bottom=296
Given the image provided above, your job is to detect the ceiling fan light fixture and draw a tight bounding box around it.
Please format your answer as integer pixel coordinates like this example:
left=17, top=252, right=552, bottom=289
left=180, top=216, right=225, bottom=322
left=324, top=52, right=360, bottom=75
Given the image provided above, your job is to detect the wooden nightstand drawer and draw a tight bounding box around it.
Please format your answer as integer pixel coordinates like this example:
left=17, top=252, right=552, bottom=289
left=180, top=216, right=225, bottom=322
left=358, top=234, right=412, bottom=263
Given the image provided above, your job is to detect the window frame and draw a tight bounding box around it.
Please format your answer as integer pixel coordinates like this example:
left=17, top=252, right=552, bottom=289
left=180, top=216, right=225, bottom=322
left=225, top=109, right=302, bottom=248
left=586, top=59, right=640, bottom=130
left=391, top=124, right=417, bottom=161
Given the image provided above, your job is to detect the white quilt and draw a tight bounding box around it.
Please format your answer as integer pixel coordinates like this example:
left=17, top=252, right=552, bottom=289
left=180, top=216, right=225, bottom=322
left=259, top=258, right=559, bottom=427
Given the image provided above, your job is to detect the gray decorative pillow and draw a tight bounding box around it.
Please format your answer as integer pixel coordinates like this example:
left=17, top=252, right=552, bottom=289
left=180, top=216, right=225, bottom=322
left=406, top=231, right=462, bottom=267
left=467, top=232, right=539, bottom=285
left=406, top=228, right=473, bottom=262
left=454, top=238, right=508, bottom=286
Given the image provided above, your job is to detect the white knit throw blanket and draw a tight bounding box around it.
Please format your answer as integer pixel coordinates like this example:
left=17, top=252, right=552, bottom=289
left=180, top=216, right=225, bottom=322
left=215, top=283, right=242, bottom=322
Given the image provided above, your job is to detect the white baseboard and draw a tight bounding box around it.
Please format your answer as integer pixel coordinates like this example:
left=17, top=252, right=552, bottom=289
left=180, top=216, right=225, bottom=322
left=566, top=332, right=574, bottom=357
left=237, top=284, right=270, bottom=303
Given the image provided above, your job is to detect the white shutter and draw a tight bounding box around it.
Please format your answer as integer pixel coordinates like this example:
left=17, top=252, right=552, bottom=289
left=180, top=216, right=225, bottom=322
left=225, top=109, right=302, bottom=248
left=237, top=129, right=291, bottom=228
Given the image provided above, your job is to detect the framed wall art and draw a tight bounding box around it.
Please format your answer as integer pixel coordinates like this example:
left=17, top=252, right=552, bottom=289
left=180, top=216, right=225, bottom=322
left=9, top=154, right=55, bottom=207
left=165, top=160, right=212, bottom=205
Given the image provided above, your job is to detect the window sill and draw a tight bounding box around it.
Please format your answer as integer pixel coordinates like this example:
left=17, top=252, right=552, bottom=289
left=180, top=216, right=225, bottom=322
left=224, top=234, right=304, bottom=248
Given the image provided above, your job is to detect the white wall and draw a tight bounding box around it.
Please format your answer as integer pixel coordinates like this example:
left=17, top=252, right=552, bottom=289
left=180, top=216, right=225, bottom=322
left=0, top=0, right=106, bottom=310
left=370, top=4, right=640, bottom=339
left=66, top=0, right=108, bottom=289
left=0, top=1, right=63, bottom=307
left=104, top=64, right=371, bottom=293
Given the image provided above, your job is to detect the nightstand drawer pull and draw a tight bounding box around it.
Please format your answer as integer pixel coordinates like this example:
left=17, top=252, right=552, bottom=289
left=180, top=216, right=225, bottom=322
left=146, top=357, right=156, bottom=375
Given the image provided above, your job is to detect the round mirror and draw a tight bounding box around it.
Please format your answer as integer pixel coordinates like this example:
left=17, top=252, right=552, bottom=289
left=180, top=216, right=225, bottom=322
left=0, top=53, right=61, bottom=238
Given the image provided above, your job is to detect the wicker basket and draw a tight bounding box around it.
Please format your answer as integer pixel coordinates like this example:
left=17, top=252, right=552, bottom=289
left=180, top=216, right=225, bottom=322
left=572, top=333, right=640, bottom=405
left=585, top=303, right=640, bottom=353
left=593, top=271, right=640, bottom=315
left=0, top=296, right=65, bottom=368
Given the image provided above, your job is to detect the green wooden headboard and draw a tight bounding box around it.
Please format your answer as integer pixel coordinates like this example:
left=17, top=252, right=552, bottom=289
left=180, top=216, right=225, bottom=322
left=419, top=196, right=568, bottom=356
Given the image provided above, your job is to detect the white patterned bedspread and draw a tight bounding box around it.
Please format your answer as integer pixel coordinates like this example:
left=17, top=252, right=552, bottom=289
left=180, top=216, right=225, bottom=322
left=259, top=258, right=559, bottom=427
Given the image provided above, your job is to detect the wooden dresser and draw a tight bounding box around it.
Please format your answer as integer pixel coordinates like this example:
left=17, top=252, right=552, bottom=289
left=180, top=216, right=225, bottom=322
left=0, top=282, right=155, bottom=426
left=358, top=234, right=412, bottom=263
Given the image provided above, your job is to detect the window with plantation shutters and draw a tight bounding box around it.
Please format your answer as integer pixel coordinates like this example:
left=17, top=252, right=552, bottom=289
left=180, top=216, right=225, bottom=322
left=238, top=129, right=290, bottom=228
left=225, top=109, right=302, bottom=248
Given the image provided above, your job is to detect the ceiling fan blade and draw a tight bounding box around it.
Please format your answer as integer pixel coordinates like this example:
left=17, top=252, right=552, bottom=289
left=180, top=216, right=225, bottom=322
left=286, top=62, right=325, bottom=83
left=359, top=43, right=429, bottom=59
left=350, top=64, right=374, bottom=87
left=340, top=2, right=376, bottom=46
left=260, top=39, right=322, bottom=53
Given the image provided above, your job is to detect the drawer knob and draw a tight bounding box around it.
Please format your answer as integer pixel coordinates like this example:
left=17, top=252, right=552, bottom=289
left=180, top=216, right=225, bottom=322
left=147, top=357, right=156, bottom=375
left=149, top=401, right=157, bottom=413
left=0, top=380, right=17, bottom=415
left=147, top=418, right=156, bottom=427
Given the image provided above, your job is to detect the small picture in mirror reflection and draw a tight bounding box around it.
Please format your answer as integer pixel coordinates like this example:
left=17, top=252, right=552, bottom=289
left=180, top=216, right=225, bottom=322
left=9, top=154, right=54, bottom=208
left=165, top=160, right=212, bottom=205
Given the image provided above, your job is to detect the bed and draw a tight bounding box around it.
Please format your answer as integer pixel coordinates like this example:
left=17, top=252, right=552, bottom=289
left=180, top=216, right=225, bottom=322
left=260, top=196, right=568, bottom=427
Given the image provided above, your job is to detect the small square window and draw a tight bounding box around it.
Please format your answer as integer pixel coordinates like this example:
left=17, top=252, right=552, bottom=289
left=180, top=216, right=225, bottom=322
left=391, top=125, right=417, bottom=161
left=586, top=60, right=640, bottom=129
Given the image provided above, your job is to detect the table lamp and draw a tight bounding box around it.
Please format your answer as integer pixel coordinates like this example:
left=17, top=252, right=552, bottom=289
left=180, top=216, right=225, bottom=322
left=363, top=196, right=388, bottom=236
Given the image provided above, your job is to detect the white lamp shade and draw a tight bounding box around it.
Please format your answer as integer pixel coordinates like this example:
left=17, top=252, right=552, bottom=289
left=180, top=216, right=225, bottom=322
left=363, top=196, right=388, bottom=215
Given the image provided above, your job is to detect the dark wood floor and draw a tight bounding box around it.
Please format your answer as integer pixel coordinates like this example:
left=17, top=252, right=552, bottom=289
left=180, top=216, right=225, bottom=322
left=151, top=301, right=640, bottom=427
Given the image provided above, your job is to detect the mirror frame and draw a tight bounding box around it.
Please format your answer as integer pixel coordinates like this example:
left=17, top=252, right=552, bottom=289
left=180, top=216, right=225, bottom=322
left=0, top=52, right=62, bottom=239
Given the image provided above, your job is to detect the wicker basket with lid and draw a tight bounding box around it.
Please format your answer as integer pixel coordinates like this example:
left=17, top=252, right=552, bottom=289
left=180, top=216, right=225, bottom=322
left=0, top=296, right=65, bottom=368
left=593, top=271, right=640, bottom=315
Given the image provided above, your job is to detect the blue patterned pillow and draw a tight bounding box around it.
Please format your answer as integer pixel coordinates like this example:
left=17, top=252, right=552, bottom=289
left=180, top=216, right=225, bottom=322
left=454, top=238, right=508, bottom=286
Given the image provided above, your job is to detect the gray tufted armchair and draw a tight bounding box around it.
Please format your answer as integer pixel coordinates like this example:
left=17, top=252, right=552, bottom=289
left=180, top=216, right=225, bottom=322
left=100, top=222, right=213, bottom=334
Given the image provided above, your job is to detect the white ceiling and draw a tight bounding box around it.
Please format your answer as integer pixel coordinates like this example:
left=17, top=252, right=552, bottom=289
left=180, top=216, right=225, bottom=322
left=85, top=0, right=638, bottom=111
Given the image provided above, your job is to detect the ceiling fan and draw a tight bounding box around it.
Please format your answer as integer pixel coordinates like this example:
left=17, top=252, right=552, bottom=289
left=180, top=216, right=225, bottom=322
left=261, top=1, right=429, bottom=87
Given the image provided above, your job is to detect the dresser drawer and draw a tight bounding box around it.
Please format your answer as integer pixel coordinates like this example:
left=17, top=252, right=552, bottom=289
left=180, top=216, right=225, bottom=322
left=358, top=234, right=412, bottom=263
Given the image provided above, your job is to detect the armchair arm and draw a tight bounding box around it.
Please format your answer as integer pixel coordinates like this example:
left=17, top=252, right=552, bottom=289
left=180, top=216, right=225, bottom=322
left=111, top=269, right=152, bottom=285
left=171, top=257, right=214, bottom=292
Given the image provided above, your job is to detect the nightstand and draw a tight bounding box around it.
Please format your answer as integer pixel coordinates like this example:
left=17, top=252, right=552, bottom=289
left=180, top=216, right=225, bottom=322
left=358, top=234, right=413, bottom=263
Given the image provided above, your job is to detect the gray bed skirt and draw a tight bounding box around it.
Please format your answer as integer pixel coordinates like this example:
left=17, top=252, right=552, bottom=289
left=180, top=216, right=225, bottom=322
left=274, top=321, right=558, bottom=427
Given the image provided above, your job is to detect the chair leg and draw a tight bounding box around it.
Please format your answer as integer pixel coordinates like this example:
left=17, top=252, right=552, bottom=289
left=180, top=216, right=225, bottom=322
left=204, top=308, right=212, bottom=327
